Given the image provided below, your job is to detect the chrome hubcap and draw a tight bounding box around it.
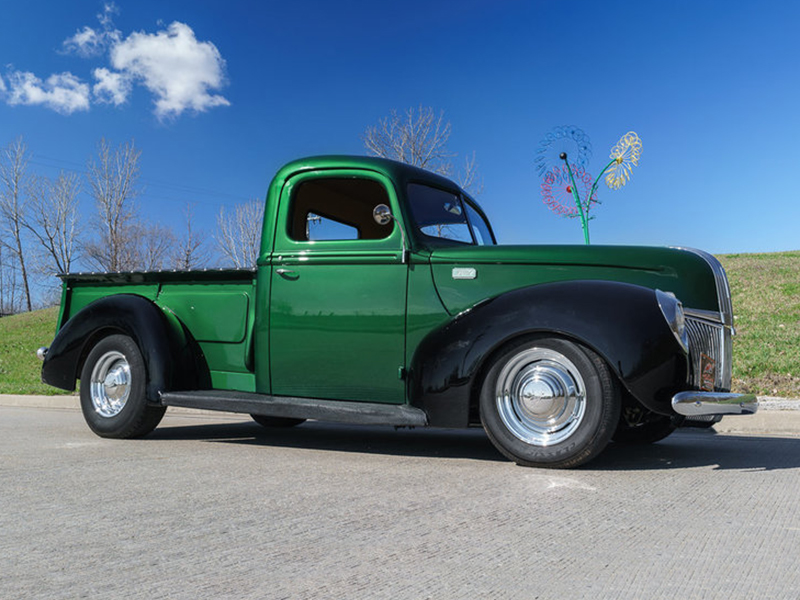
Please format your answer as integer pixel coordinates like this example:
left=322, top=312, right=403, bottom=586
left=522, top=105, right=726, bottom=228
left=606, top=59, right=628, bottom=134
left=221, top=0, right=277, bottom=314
left=496, top=348, right=586, bottom=446
left=89, top=351, right=131, bottom=418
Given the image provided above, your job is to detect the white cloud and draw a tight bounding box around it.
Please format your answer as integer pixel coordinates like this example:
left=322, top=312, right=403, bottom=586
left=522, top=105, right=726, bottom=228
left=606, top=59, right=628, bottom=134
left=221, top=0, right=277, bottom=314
left=110, top=22, right=229, bottom=119
left=4, top=5, right=229, bottom=119
left=99, top=2, right=119, bottom=28
left=63, top=26, right=106, bottom=57
left=5, top=71, right=90, bottom=114
left=93, top=67, right=131, bottom=105
left=62, top=3, right=120, bottom=57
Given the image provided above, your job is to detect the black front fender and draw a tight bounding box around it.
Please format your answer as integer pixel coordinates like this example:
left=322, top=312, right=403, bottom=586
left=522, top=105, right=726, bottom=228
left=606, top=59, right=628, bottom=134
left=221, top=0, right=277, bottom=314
left=409, top=280, right=688, bottom=427
left=42, top=294, right=209, bottom=401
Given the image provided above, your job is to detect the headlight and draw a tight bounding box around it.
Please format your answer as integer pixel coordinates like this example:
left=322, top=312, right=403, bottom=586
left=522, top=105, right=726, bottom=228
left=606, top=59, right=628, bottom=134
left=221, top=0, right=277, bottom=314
left=656, top=289, right=688, bottom=353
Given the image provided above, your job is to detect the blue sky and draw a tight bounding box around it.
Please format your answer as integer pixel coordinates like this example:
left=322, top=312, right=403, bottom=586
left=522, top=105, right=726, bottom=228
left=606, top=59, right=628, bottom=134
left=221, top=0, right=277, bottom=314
left=1, top=0, right=799, bottom=256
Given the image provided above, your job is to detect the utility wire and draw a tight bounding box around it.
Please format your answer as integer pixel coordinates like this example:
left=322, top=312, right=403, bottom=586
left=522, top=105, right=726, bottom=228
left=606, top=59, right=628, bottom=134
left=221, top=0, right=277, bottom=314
left=28, top=153, right=255, bottom=207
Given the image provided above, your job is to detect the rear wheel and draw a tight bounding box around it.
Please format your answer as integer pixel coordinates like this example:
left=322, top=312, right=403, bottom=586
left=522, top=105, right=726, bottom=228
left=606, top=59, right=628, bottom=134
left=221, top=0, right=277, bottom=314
left=250, top=414, right=306, bottom=428
left=480, top=337, right=620, bottom=468
left=80, top=334, right=165, bottom=438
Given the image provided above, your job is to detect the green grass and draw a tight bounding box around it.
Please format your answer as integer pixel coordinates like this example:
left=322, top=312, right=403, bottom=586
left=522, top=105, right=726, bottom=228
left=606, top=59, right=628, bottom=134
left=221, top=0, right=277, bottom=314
left=2, top=251, right=800, bottom=398
left=0, top=307, right=72, bottom=395
left=719, top=251, right=800, bottom=398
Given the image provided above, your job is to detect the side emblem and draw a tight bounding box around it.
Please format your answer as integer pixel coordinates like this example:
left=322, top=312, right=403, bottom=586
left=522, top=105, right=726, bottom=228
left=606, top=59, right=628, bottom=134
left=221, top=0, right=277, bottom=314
left=452, top=267, right=477, bottom=280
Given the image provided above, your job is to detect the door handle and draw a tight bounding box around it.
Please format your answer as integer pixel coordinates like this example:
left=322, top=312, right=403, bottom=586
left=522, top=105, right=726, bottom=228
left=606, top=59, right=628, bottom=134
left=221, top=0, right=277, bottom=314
left=276, top=268, right=298, bottom=279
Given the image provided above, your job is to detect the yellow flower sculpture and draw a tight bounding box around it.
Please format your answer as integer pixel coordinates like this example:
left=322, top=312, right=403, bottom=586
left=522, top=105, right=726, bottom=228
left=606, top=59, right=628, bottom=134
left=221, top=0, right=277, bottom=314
left=605, top=131, right=642, bottom=190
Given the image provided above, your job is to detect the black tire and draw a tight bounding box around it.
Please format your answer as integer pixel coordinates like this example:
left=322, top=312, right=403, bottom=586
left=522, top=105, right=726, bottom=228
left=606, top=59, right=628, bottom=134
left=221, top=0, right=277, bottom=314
left=612, top=406, right=677, bottom=444
left=250, top=414, right=306, bottom=428
left=479, top=337, right=620, bottom=469
left=79, top=334, right=165, bottom=439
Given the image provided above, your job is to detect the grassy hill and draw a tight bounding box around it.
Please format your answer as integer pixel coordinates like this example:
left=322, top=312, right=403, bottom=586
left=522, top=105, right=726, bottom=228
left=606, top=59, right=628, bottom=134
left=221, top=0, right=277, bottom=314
left=0, top=306, right=68, bottom=395
left=719, top=251, right=800, bottom=397
left=1, top=251, right=799, bottom=397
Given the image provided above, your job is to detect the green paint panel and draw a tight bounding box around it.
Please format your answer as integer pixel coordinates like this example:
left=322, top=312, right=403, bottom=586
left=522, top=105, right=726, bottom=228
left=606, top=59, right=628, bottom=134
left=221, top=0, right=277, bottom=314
left=151, top=281, right=257, bottom=382
left=429, top=245, right=719, bottom=315
left=270, top=260, right=407, bottom=403
left=198, top=341, right=252, bottom=376
left=253, top=267, right=272, bottom=394
left=210, top=370, right=256, bottom=392
left=405, top=259, right=451, bottom=372
left=158, top=284, right=253, bottom=343
left=66, top=284, right=159, bottom=319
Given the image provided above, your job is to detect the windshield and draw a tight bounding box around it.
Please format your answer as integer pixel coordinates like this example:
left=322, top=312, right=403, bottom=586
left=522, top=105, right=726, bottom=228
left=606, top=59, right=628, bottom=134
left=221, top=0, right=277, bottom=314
left=407, top=183, right=496, bottom=246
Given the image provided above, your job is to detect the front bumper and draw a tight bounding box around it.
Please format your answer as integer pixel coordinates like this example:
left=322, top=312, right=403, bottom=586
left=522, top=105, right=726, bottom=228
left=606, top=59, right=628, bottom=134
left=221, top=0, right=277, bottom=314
left=672, top=391, right=758, bottom=417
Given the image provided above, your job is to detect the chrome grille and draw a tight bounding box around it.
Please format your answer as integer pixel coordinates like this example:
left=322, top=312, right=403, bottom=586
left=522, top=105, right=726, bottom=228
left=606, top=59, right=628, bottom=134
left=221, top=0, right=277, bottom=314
left=685, top=315, right=732, bottom=391
left=672, top=247, right=735, bottom=392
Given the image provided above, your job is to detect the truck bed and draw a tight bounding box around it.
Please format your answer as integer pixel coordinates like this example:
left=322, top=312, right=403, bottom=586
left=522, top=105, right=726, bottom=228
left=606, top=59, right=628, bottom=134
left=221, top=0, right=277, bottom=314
left=58, top=269, right=258, bottom=391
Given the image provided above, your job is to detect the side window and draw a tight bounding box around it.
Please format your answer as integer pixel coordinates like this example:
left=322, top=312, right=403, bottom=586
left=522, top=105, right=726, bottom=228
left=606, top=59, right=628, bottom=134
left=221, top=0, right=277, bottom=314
left=407, top=183, right=473, bottom=244
left=288, top=178, right=393, bottom=242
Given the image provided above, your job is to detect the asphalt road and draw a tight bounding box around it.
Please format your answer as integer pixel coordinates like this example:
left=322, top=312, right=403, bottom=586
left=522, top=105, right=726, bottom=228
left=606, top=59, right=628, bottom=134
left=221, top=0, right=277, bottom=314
left=2, top=406, right=800, bottom=599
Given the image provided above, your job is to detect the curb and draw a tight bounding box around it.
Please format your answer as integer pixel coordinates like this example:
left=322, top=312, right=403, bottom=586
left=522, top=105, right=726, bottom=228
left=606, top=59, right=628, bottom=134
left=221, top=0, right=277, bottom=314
left=2, top=394, right=800, bottom=436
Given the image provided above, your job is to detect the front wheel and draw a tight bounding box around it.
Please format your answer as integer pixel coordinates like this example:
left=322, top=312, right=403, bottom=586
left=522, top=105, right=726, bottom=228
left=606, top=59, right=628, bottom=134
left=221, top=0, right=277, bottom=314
left=480, top=337, right=620, bottom=468
left=79, top=334, right=165, bottom=439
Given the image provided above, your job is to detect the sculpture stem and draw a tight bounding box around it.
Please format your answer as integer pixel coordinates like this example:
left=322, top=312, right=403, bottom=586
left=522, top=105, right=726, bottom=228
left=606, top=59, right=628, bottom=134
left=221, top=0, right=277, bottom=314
left=586, top=158, right=618, bottom=213
left=561, top=159, right=590, bottom=245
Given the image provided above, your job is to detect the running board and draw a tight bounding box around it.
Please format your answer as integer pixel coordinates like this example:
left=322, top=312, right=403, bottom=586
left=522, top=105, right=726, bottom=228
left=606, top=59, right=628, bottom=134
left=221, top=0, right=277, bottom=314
left=159, top=390, right=429, bottom=427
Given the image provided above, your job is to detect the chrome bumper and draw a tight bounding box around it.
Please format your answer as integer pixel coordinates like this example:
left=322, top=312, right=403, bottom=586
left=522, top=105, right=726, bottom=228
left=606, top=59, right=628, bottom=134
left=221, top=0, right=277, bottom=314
left=672, top=391, right=758, bottom=417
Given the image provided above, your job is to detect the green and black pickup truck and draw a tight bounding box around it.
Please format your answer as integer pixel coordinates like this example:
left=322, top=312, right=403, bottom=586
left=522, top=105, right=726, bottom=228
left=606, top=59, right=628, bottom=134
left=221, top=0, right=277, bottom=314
left=39, top=155, right=756, bottom=468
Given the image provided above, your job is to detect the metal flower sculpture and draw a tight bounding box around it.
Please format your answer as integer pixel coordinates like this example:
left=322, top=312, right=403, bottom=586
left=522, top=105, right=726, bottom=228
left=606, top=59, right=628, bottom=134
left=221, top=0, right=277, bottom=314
left=541, top=164, right=597, bottom=217
left=537, top=128, right=642, bottom=244
left=605, top=131, right=642, bottom=190
left=535, top=126, right=593, bottom=180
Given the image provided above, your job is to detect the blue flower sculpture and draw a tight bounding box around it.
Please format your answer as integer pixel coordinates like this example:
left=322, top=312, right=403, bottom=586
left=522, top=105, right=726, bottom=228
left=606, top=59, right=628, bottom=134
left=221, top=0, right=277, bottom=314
left=534, top=126, right=593, bottom=182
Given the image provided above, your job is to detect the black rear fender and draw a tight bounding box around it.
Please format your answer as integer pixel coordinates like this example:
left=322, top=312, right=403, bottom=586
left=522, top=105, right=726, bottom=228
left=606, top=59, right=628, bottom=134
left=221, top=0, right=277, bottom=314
left=409, top=280, right=688, bottom=427
left=41, top=294, right=209, bottom=401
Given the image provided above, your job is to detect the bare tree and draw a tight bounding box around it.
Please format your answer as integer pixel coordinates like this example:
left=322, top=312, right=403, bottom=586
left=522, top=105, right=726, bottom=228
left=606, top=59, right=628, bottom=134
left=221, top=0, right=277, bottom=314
left=458, top=151, right=483, bottom=195
left=0, top=137, right=32, bottom=311
left=0, top=236, right=31, bottom=314
left=136, top=222, right=176, bottom=271
left=0, top=245, right=17, bottom=315
left=0, top=245, right=4, bottom=314
left=173, top=203, right=209, bottom=270
left=24, top=171, right=81, bottom=275
left=84, top=138, right=141, bottom=272
left=362, top=105, right=482, bottom=193
left=216, top=200, right=264, bottom=268
left=363, top=105, right=453, bottom=173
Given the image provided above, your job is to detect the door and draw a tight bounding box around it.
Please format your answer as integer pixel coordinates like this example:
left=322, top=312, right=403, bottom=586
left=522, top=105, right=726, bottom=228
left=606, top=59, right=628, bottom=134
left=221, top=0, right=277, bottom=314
left=269, top=171, right=408, bottom=404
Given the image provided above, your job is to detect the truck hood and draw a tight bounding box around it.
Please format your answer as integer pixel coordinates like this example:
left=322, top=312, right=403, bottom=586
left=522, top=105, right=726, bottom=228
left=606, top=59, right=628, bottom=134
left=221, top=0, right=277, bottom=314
left=427, top=244, right=722, bottom=315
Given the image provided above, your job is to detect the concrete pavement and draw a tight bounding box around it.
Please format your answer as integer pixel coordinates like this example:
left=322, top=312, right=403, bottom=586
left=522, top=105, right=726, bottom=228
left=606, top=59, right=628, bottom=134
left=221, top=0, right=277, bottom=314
left=2, top=393, right=800, bottom=436
left=4, top=404, right=800, bottom=599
